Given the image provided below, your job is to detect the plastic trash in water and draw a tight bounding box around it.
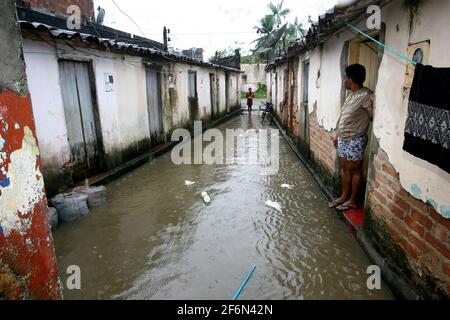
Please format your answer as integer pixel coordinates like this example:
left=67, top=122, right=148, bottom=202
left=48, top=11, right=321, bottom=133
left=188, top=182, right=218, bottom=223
left=281, top=184, right=294, bottom=190
left=201, top=192, right=211, bottom=203
left=265, top=200, right=282, bottom=212
left=184, top=180, right=196, bottom=186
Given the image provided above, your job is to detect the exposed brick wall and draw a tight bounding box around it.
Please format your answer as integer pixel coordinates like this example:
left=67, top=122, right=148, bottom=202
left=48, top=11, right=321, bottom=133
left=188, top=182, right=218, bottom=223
left=366, top=148, right=450, bottom=298
left=0, top=264, right=26, bottom=300
left=22, top=0, right=95, bottom=19
left=308, top=110, right=337, bottom=176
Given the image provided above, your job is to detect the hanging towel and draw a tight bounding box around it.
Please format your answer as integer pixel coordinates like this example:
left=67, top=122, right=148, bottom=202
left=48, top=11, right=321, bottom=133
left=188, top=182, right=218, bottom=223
left=403, top=63, right=450, bottom=173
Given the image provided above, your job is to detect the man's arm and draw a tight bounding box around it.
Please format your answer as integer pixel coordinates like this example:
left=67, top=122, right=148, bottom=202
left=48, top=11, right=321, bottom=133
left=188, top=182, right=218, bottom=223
left=367, top=108, right=374, bottom=121
left=364, top=92, right=375, bottom=121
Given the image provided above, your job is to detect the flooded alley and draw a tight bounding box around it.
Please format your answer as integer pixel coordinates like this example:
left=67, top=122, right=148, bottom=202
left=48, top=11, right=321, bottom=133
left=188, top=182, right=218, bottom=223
left=53, top=112, right=392, bottom=300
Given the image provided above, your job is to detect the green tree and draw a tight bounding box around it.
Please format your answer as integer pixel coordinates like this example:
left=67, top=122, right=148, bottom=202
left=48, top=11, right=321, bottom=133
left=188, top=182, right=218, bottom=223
left=267, top=0, right=290, bottom=27
left=283, top=17, right=306, bottom=46
left=208, top=41, right=245, bottom=62
left=251, top=1, right=307, bottom=61
left=253, top=14, right=275, bottom=50
left=254, top=14, right=275, bottom=36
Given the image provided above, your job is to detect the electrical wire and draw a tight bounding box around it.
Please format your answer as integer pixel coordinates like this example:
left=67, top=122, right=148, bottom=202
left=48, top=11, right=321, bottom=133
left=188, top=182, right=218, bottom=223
left=111, top=0, right=147, bottom=37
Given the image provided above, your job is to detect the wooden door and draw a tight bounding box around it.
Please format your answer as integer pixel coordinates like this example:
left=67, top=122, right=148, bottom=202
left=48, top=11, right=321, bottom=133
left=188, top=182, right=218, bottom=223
left=59, top=60, right=101, bottom=179
left=146, top=68, right=164, bottom=145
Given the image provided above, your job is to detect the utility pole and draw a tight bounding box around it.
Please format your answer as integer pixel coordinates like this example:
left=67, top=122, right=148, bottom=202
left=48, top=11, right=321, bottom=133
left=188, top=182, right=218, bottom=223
left=163, top=26, right=171, bottom=51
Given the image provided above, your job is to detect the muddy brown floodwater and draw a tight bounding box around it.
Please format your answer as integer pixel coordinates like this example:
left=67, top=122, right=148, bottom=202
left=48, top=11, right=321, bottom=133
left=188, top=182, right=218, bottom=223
left=53, top=111, right=393, bottom=300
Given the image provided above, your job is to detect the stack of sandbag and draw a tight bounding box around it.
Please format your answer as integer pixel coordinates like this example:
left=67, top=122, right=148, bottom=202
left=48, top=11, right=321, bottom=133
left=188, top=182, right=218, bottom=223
left=72, top=186, right=107, bottom=208
left=51, top=192, right=89, bottom=223
left=47, top=207, right=59, bottom=230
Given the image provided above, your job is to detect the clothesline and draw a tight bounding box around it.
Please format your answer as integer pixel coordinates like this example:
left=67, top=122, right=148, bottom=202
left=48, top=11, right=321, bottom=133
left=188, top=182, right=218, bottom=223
left=345, top=22, right=417, bottom=66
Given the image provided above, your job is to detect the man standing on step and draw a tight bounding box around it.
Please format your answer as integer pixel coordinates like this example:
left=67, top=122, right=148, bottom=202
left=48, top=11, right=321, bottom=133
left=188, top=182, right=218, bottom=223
left=329, top=64, right=374, bottom=211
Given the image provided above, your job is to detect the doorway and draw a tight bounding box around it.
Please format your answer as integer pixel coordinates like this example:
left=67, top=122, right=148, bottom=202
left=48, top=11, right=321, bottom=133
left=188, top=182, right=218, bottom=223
left=283, top=68, right=289, bottom=128
left=348, top=31, right=382, bottom=191
left=209, top=73, right=217, bottom=119
left=146, top=67, right=164, bottom=146
left=188, top=70, right=198, bottom=122
left=300, top=60, right=310, bottom=156
left=58, top=60, right=102, bottom=180
left=225, top=73, right=230, bottom=113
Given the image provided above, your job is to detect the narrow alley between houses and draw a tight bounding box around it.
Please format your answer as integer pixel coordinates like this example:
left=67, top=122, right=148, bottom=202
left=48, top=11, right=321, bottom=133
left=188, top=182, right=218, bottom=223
left=1, top=0, right=449, bottom=305
left=53, top=111, right=392, bottom=300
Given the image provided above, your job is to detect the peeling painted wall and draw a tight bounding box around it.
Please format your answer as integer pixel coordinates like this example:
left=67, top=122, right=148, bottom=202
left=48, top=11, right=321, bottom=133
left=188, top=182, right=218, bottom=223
left=307, top=32, right=353, bottom=130
left=0, top=125, right=44, bottom=237
left=0, top=0, right=60, bottom=300
left=373, top=0, right=450, bottom=218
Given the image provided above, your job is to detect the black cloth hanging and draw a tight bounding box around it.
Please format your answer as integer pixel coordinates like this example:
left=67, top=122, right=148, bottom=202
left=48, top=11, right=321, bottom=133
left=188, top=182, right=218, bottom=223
left=403, top=63, right=450, bottom=173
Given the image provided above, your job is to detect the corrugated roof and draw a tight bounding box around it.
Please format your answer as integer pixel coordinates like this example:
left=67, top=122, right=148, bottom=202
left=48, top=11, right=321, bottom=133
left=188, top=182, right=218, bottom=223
left=297, top=0, right=382, bottom=49
left=267, top=0, right=387, bottom=70
left=20, top=21, right=242, bottom=73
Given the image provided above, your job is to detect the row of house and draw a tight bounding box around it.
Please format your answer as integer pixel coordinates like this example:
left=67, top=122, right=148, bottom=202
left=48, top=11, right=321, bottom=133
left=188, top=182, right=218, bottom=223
left=266, top=0, right=449, bottom=299
left=17, top=1, right=242, bottom=197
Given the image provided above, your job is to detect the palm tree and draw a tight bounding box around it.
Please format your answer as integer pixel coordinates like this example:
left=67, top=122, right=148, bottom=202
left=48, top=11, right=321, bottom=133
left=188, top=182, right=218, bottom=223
left=254, top=15, right=275, bottom=37
left=253, top=15, right=275, bottom=51
left=284, top=17, right=306, bottom=45
left=268, top=0, right=290, bottom=27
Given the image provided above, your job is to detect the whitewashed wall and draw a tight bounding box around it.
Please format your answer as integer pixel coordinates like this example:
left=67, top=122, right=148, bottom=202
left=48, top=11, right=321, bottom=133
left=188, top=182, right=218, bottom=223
left=23, top=39, right=71, bottom=171
left=272, top=62, right=288, bottom=112
left=218, top=73, right=227, bottom=112
left=23, top=39, right=151, bottom=170
left=112, top=58, right=150, bottom=150
left=228, top=73, right=241, bottom=109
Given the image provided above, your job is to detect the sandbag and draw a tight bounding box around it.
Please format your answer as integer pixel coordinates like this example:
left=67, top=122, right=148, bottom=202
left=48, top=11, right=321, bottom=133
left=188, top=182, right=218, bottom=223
left=72, top=186, right=107, bottom=208
left=48, top=207, right=58, bottom=230
left=51, top=192, right=89, bottom=223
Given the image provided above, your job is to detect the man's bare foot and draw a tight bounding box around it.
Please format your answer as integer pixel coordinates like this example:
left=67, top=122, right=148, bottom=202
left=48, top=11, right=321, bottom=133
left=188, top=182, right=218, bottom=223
left=329, top=197, right=347, bottom=208
left=336, top=201, right=359, bottom=211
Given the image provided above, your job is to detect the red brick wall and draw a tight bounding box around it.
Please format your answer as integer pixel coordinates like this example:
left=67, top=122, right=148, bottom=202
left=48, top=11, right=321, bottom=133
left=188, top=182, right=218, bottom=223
left=367, top=148, right=450, bottom=297
left=23, top=0, right=95, bottom=19
left=309, top=111, right=337, bottom=175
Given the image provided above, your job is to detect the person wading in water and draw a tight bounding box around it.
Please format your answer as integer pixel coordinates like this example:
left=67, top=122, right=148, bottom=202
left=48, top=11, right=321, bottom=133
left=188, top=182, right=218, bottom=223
left=329, top=64, right=374, bottom=211
left=246, top=88, right=255, bottom=113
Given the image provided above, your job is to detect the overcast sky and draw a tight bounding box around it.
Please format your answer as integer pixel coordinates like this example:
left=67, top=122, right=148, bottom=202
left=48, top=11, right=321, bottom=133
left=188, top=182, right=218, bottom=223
left=94, top=0, right=338, bottom=59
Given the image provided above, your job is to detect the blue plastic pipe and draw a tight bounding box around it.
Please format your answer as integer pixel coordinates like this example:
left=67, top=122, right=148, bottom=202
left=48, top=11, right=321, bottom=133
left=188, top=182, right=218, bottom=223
left=232, top=266, right=257, bottom=300
left=345, top=22, right=417, bottom=66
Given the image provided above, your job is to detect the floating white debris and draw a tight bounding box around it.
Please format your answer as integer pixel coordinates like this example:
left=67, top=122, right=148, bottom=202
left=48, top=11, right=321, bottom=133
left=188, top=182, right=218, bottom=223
left=265, top=200, right=282, bottom=212
left=281, top=184, right=294, bottom=190
left=184, top=180, right=196, bottom=186
left=201, top=191, right=211, bottom=203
